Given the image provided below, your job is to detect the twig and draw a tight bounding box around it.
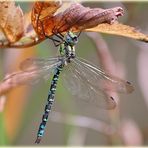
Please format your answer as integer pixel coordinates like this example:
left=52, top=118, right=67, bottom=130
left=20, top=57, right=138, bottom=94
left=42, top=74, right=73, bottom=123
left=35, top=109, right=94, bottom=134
left=50, top=111, right=116, bottom=136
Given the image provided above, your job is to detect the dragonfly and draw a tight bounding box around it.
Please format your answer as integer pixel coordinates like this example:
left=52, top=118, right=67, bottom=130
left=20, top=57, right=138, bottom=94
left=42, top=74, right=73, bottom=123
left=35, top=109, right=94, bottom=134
left=3, top=31, right=134, bottom=144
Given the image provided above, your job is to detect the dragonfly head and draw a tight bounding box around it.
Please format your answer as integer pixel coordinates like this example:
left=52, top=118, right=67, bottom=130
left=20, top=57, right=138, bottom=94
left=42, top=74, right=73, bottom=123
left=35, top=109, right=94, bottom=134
left=65, top=31, right=78, bottom=46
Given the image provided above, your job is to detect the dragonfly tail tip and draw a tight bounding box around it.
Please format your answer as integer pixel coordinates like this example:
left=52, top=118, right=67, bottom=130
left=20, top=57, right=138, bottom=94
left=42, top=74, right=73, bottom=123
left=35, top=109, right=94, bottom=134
left=35, top=137, right=42, bottom=144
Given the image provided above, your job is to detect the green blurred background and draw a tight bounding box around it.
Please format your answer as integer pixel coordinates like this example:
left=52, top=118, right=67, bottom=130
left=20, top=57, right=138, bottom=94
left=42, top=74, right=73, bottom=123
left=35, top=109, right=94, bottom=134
left=0, top=1, right=148, bottom=146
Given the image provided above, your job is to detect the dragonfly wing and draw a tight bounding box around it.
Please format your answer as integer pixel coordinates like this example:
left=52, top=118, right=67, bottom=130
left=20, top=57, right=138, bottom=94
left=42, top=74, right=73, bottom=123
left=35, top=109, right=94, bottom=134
left=3, top=57, right=62, bottom=86
left=62, top=57, right=134, bottom=109
left=20, top=57, right=60, bottom=71
left=75, top=57, right=134, bottom=94
left=62, top=59, right=116, bottom=109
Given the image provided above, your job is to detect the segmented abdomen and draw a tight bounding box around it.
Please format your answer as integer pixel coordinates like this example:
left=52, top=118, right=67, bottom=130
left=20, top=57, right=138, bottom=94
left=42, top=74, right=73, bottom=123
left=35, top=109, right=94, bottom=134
left=35, top=64, right=63, bottom=144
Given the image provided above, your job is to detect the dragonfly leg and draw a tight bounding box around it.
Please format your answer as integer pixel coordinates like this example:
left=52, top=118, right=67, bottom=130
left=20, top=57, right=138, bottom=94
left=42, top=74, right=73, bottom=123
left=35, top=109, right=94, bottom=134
left=36, top=9, right=54, bottom=42
left=54, top=33, right=64, bottom=41
left=48, top=37, right=61, bottom=47
left=39, top=21, right=61, bottom=47
left=52, top=27, right=65, bottom=41
left=77, top=31, right=82, bottom=37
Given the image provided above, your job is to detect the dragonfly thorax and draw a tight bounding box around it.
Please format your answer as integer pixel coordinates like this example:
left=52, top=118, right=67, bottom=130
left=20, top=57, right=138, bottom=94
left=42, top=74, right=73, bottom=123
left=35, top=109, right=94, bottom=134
left=65, top=31, right=78, bottom=46
left=65, top=31, right=78, bottom=63
left=59, top=31, right=78, bottom=63
left=62, top=44, right=75, bottom=64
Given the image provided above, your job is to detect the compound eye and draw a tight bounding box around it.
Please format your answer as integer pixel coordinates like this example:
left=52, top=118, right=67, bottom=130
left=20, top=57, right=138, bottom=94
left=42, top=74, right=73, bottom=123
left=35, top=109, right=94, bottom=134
left=67, top=37, right=71, bottom=42
left=73, top=36, right=78, bottom=42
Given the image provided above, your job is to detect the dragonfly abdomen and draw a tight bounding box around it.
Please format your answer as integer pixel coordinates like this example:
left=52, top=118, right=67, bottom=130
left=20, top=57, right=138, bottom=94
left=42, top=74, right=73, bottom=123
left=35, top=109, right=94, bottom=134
left=35, top=64, right=63, bottom=144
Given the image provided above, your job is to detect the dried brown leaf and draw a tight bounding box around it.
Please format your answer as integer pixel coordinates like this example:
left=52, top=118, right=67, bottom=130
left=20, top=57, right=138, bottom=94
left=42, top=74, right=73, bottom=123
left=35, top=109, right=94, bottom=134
left=72, top=6, right=124, bottom=31
left=0, top=7, right=40, bottom=48
left=1, top=2, right=147, bottom=48
left=0, top=10, right=40, bottom=48
left=0, top=1, right=24, bottom=43
left=86, top=23, right=148, bottom=43
left=31, top=1, right=62, bottom=37
left=33, top=1, right=62, bottom=20
left=32, top=2, right=123, bottom=38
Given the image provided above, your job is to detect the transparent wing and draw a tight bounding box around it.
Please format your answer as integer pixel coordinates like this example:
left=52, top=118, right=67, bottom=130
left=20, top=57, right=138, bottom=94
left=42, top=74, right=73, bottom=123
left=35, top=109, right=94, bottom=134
left=76, top=57, right=134, bottom=93
left=62, top=57, right=134, bottom=109
left=4, top=57, right=62, bottom=86
left=20, top=57, right=60, bottom=71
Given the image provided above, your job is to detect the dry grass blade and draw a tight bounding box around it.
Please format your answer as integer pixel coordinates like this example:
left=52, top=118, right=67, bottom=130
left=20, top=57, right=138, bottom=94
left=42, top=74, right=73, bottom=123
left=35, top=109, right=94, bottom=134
left=0, top=1, right=24, bottom=43
left=0, top=95, right=6, bottom=112
left=0, top=71, right=38, bottom=95
left=86, top=23, right=148, bottom=43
